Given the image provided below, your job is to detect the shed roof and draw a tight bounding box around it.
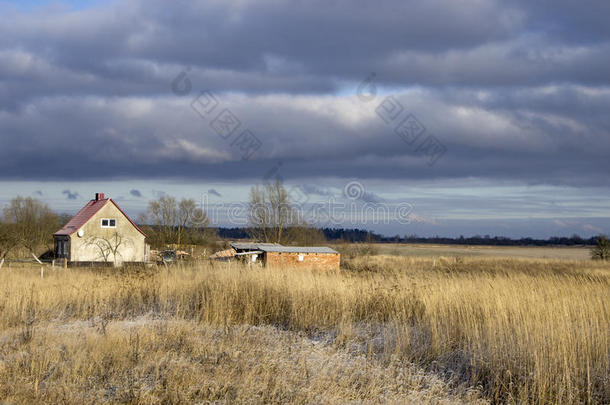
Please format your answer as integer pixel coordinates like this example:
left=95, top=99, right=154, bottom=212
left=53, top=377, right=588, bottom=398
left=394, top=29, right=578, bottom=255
left=261, top=246, right=338, bottom=254
left=231, top=242, right=281, bottom=250
left=230, top=242, right=337, bottom=254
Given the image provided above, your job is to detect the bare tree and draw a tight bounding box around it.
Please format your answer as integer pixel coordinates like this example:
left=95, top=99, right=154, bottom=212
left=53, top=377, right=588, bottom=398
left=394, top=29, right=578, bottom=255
left=248, top=180, right=296, bottom=244
left=144, top=195, right=209, bottom=247
left=177, top=198, right=208, bottom=247
left=248, top=185, right=269, bottom=242
left=3, top=196, right=58, bottom=257
left=86, top=232, right=132, bottom=266
left=0, top=221, right=19, bottom=261
left=146, top=195, right=178, bottom=245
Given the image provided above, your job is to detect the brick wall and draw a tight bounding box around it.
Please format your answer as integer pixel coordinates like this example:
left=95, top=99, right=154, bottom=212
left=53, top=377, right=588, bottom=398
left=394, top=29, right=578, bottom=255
left=264, top=252, right=340, bottom=271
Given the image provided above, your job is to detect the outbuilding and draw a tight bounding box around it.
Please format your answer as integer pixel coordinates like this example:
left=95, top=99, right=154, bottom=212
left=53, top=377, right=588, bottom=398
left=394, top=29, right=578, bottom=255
left=230, top=242, right=340, bottom=271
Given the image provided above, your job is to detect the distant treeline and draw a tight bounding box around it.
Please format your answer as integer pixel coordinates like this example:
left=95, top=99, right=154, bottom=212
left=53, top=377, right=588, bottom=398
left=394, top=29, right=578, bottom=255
left=217, top=227, right=600, bottom=246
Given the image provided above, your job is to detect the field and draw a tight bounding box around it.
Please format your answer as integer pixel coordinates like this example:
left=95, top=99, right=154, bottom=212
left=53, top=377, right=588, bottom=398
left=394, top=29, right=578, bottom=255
left=0, top=253, right=608, bottom=404
left=373, top=243, right=591, bottom=260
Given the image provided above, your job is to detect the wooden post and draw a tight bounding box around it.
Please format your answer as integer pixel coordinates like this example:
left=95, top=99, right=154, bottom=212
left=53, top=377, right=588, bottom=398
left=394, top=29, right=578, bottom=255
left=40, top=267, right=44, bottom=278
left=0, top=258, right=4, bottom=269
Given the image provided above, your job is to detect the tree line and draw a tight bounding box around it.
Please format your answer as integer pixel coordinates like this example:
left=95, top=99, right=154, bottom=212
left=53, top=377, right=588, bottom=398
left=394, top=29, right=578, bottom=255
left=0, top=197, right=61, bottom=260
left=0, top=181, right=325, bottom=260
left=138, top=195, right=217, bottom=249
left=220, top=227, right=605, bottom=247
left=2, top=185, right=608, bottom=261
left=138, top=182, right=325, bottom=249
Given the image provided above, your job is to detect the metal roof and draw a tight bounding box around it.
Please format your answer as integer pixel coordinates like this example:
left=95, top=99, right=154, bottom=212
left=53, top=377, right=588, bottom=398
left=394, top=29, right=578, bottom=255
left=54, top=196, right=146, bottom=237
left=54, top=198, right=109, bottom=236
left=230, top=242, right=337, bottom=254
left=230, top=242, right=281, bottom=250
left=261, top=246, right=338, bottom=254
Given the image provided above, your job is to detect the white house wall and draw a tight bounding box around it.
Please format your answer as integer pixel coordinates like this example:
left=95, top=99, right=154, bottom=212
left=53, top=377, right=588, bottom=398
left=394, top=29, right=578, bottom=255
left=69, top=202, right=146, bottom=263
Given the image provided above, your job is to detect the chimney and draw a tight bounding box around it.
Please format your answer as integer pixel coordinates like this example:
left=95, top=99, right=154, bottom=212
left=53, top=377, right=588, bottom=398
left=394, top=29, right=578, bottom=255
left=95, top=192, right=105, bottom=201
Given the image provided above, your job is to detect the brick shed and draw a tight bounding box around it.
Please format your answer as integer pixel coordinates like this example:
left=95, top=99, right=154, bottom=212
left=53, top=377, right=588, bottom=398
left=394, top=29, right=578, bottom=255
left=230, top=242, right=340, bottom=271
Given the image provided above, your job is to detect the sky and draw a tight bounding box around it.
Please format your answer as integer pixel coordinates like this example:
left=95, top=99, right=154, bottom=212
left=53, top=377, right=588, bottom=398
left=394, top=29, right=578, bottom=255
left=0, top=0, right=609, bottom=238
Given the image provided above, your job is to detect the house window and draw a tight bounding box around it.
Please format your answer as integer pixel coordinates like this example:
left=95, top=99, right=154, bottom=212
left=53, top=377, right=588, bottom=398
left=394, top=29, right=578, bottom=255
left=101, top=218, right=116, bottom=228
left=298, top=254, right=305, bottom=262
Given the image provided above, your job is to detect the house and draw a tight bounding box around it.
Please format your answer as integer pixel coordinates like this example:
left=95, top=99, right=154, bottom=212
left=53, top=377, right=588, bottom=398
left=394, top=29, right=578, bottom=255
left=53, top=193, right=148, bottom=266
left=230, top=242, right=340, bottom=271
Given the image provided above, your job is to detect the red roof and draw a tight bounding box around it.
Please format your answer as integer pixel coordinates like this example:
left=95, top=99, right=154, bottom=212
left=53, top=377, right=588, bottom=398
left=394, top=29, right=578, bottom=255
left=54, top=198, right=146, bottom=237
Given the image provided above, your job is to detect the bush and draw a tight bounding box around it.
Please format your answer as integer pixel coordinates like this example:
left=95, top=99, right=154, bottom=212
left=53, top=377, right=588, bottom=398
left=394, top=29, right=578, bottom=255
left=335, top=243, right=380, bottom=259
left=591, top=235, right=610, bottom=260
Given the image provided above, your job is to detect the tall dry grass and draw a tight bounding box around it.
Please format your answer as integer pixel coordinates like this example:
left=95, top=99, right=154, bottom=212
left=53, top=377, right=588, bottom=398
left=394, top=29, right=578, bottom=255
left=1, top=320, right=482, bottom=404
left=0, top=256, right=608, bottom=403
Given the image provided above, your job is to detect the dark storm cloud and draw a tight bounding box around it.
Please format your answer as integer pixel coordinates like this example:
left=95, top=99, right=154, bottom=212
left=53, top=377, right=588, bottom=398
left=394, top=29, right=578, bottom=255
left=300, top=184, right=334, bottom=197
left=62, top=189, right=79, bottom=200
left=0, top=85, right=609, bottom=186
left=359, top=191, right=386, bottom=204
left=0, top=0, right=609, bottom=188
left=207, top=189, right=222, bottom=198
left=514, top=1, right=610, bottom=44
left=2, top=0, right=610, bottom=107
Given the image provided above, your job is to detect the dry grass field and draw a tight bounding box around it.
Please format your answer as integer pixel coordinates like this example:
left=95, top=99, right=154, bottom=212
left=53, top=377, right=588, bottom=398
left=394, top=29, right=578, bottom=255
left=0, top=255, right=608, bottom=404
left=373, top=243, right=592, bottom=260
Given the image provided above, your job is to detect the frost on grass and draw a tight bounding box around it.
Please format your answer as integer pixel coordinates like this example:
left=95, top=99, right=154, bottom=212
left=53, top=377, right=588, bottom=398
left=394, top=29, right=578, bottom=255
left=1, top=258, right=607, bottom=403
left=0, top=318, right=486, bottom=404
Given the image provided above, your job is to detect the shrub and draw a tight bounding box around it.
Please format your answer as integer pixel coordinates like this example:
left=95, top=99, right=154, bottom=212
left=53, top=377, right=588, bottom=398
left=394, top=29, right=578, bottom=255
left=591, top=235, right=610, bottom=260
